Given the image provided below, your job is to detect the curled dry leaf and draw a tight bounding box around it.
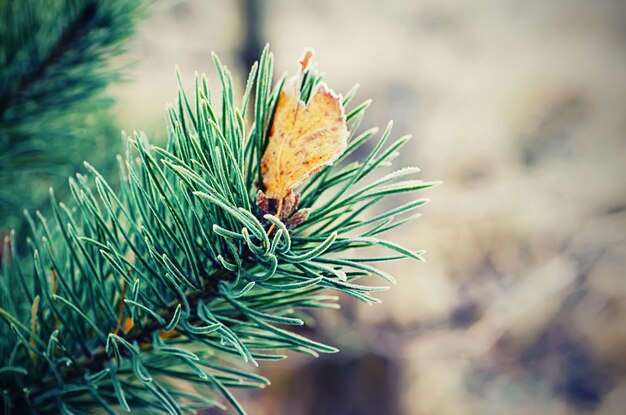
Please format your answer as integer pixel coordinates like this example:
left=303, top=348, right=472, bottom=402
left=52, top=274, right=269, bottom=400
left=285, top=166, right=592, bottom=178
left=259, top=49, right=349, bottom=223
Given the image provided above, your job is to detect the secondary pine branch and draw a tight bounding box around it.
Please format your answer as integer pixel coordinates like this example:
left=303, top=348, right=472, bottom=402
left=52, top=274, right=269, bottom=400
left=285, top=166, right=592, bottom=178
left=0, top=2, right=98, bottom=117
left=0, top=1, right=140, bottom=122
left=0, top=0, right=143, bottom=234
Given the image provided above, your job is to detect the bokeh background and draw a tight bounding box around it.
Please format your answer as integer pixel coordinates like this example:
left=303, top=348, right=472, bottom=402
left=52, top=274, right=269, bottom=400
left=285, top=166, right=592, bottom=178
left=108, top=1, right=626, bottom=414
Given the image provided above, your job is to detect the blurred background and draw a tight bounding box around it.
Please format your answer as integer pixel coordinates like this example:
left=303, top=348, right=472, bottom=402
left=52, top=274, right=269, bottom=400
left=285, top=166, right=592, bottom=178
left=7, top=0, right=626, bottom=413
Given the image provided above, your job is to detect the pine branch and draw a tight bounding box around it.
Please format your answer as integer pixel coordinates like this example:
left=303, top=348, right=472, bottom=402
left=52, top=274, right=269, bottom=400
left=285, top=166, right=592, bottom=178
left=0, top=0, right=142, bottom=122
left=0, top=2, right=97, bottom=117
left=0, top=0, right=144, bottom=233
left=0, top=46, right=437, bottom=414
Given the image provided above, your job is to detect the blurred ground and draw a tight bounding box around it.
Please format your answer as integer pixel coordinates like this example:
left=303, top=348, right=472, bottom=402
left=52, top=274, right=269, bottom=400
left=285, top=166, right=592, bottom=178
left=110, top=0, right=626, bottom=414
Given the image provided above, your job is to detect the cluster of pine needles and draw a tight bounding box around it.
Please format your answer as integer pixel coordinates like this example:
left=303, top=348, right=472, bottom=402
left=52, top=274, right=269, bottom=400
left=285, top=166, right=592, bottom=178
left=0, top=47, right=436, bottom=414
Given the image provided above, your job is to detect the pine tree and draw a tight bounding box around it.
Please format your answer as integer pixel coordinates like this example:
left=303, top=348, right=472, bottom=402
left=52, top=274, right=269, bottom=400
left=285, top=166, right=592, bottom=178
left=0, top=45, right=436, bottom=414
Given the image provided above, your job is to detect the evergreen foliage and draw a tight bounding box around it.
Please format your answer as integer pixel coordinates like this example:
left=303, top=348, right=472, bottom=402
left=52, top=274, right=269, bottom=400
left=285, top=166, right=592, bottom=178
left=0, top=46, right=436, bottom=414
left=0, top=0, right=143, bottom=234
